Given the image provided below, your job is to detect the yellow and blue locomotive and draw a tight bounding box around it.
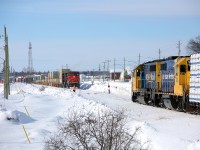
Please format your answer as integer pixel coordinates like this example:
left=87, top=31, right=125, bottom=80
left=131, top=55, right=200, bottom=114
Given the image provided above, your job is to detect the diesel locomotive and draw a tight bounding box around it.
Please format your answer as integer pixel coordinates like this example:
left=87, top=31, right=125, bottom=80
left=131, top=55, right=200, bottom=114
left=62, top=71, right=80, bottom=88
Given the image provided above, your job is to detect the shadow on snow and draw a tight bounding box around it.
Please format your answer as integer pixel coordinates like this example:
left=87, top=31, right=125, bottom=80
left=80, top=83, right=93, bottom=90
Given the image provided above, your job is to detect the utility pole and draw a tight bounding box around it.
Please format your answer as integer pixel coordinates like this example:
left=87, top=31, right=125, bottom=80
left=65, top=64, right=68, bottom=69
left=7, top=32, right=10, bottom=95
left=3, top=55, right=6, bottom=99
left=4, top=26, right=9, bottom=99
left=114, top=58, right=116, bottom=82
left=123, top=57, right=126, bottom=82
left=177, top=41, right=181, bottom=56
left=92, top=69, right=94, bottom=84
left=98, top=64, right=101, bottom=81
left=106, top=60, right=111, bottom=80
left=99, top=64, right=101, bottom=71
left=106, top=60, right=111, bottom=72
left=102, top=62, right=106, bottom=82
left=159, top=49, right=161, bottom=60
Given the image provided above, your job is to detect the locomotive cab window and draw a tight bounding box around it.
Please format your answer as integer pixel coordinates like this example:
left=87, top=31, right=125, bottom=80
left=136, top=69, right=140, bottom=76
left=180, top=65, right=186, bottom=74
left=150, top=65, right=156, bottom=71
left=161, top=63, right=167, bottom=70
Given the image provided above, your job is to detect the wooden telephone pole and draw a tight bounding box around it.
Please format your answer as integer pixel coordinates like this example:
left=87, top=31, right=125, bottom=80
left=114, top=58, right=116, bottom=82
left=4, top=26, right=10, bottom=99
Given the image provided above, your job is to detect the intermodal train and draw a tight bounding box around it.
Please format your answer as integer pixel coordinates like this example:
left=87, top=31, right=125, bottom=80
left=131, top=54, right=200, bottom=114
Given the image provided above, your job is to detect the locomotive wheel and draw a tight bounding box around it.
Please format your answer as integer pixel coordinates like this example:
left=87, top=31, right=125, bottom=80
left=164, top=96, right=179, bottom=110
left=132, top=92, right=137, bottom=102
left=132, top=95, right=136, bottom=102
left=170, top=97, right=179, bottom=109
left=144, top=94, right=149, bottom=104
left=137, top=93, right=149, bottom=105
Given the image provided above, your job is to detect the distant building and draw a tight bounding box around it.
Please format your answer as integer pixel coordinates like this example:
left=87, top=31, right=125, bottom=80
left=110, top=69, right=122, bottom=80
left=0, top=72, right=4, bottom=83
left=119, top=69, right=132, bottom=82
left=16, top=76, right=24, bottom=82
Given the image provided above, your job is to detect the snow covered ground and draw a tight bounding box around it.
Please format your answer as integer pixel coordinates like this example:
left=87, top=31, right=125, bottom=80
left=0, top=81, right=200, bottom=150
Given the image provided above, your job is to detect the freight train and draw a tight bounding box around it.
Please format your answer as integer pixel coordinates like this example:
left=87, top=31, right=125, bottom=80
left=62, top=71, right=80, bottom=88
left=131, top=54, right=200, bottom=114
left=34, top=69, right=80, bottom=88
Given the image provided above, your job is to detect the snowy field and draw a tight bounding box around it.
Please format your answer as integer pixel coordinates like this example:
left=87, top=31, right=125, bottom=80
left=0, top=81, right=200, bottom=150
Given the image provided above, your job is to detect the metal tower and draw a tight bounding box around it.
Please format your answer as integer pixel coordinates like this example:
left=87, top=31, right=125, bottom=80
left=28, top=42, right=33, bottom=73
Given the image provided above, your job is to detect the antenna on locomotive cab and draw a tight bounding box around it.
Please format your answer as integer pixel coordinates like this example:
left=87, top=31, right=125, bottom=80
left=159, top=49, right=161, bottom=60
left=138, top=53, right=141, bottom=65
left=177, top=41, right=181, bottom=56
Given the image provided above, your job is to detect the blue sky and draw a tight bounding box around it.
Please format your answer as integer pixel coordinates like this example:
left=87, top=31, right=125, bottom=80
left=0, top=0, right=200, bottom=72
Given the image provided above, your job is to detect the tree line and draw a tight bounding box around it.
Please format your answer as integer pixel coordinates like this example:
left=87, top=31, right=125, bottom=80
left=187, top=35, right=200, bottom=54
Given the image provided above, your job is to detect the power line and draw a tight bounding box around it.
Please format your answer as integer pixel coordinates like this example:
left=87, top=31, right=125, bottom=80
left=102, top=62, right=106, bottom=82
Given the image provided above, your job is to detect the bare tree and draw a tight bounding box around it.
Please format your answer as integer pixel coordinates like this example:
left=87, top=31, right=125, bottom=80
left=44, top=108, right=150, bottom=150
left=187, top=35, right=200, bottom=54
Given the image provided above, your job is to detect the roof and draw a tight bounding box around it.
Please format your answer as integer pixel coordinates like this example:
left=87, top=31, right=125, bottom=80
left=110, top=69, right=123, bottom=73
left=143, top=56, right=189, bottom=65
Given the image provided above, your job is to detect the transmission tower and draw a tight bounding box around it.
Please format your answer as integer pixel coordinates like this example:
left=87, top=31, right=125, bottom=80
left=28, top=42, right=33, bottom=73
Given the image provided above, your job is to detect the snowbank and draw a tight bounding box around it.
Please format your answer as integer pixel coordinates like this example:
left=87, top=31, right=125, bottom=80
left=0, top=82, right=200, bottom=150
